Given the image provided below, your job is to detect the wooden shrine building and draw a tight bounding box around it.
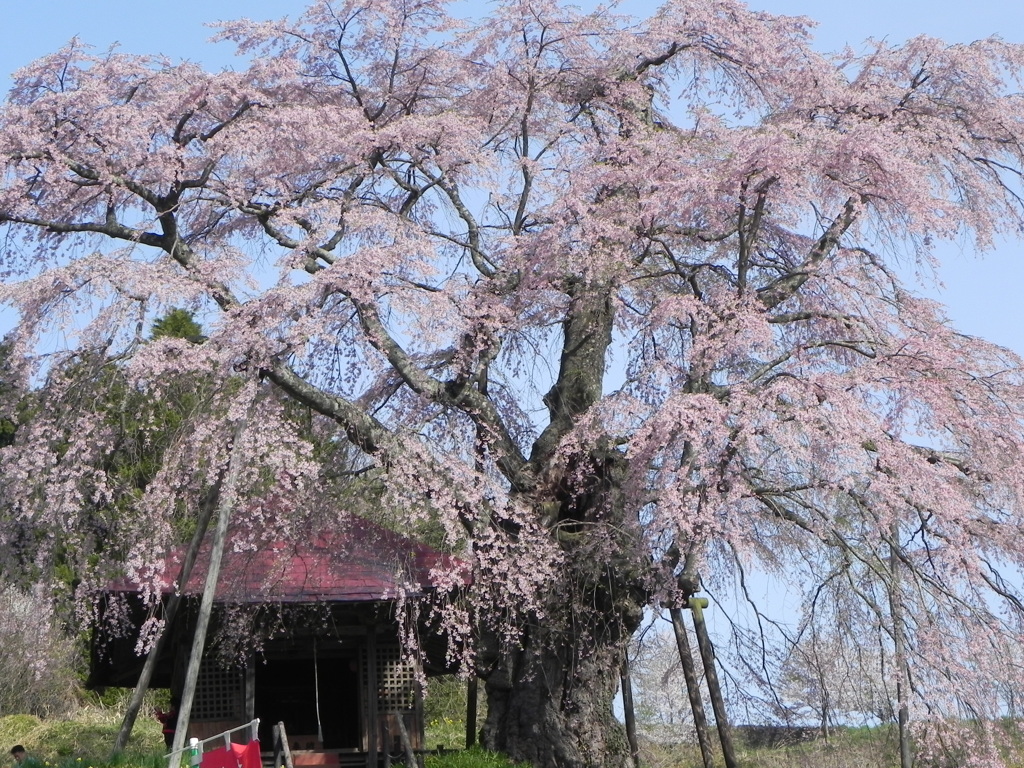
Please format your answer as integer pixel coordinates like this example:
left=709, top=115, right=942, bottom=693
left=88, top=519, right=465, bottom=767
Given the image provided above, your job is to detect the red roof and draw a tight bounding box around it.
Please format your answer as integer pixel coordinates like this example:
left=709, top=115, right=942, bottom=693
left=110, top=518, right=464, bottom=604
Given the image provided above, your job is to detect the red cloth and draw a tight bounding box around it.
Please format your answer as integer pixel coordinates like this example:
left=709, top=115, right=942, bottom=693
left=200, top=741, right=261, bottom=768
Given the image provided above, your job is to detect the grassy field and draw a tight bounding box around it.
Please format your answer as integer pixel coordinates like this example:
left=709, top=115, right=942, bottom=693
left=0, top=707, right=164, bottom=768
left=639, top=727, right=904, bottom=768
left=0, top=703, right=520, bottom=768
left=4, top=702, right=1021, bottom=768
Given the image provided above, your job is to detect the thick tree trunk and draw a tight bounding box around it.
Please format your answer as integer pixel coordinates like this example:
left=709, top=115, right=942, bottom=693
left=480, top=496, right=642, bottom=768
left=482, top=622, right=632, bottom=768
left=479, top=283, right=631, bottom=768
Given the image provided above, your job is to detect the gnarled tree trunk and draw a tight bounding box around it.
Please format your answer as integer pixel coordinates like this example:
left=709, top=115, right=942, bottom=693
left=480, top=488, right=644, bottom=768
left=482, top=617, right=633, bottom=768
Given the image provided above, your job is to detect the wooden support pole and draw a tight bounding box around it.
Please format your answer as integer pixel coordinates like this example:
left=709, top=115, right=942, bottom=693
left=688, top=598, right=737, bottom=768
left=274, top=722, right=295, bottom=768
left=394, top=711, right=419, bottom=768
left=669, top=607, right=715, bottom=768
left=113, top=585, right=183, bottom=755
left=620, top=654, right=641, bottom=768
left=367, top=629, right=379, bottom=768
left=465, top=676, right=478, bottom=749
left=168, top=419, right=248, bottom=767
left=889, top=526, right=913, bottom=768
left=113, top=484, right=220, bottom=756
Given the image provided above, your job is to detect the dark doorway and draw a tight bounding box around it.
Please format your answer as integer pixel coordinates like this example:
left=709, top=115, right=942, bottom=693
left=256, top=654, right=361, bottom=750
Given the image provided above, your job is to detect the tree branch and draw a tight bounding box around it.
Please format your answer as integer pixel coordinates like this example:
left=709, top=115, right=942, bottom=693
left=757, top=196, right=861, bottom=309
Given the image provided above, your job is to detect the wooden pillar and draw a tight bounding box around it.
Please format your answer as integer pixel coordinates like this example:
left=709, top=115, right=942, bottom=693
left=688, top=598, right=737, bottom=768
left=367, top=629, right=379, bottom=768
left=620, top=654, right=641, bottom=768
left=670, top=607, right=714, bottom=768
left=168, top=416, right=248, bottom=767
left=245, top=655, right=256, bottom=724
left=465, top=677, right=478, bottom=749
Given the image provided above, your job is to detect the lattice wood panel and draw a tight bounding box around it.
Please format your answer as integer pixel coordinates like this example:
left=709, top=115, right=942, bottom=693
left=363, top=643, right=416, bottom=712
left=193, top=660, right=244, bottom=720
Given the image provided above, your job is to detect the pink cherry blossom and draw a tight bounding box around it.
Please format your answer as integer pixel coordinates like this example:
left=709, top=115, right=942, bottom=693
left=4, top=1, right=1024, bottom=766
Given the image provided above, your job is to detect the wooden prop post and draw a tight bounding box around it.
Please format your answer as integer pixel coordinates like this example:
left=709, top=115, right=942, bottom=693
left=620, top=654, right=641, bottom=768
left=670, top=607, right=715, bottom=768
left=168, top=418, right=248, bottom=767
left=889, top=526, right=913, bottom=768
left=688, top=598, right=737, bottom=768
left=112, top=482, right=221, bottom=755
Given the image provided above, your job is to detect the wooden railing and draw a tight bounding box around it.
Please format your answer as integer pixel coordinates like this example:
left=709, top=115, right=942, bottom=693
left=268, top=716, right=428, bottom=768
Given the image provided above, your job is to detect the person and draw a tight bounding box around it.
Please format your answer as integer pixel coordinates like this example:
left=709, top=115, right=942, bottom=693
left=9, top=746, right=39, bottom=768
left=155, top=698, right=180, bottom=749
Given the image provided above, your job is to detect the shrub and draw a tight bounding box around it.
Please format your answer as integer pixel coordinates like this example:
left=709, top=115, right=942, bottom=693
left=0, top=585, right=80, bottom=717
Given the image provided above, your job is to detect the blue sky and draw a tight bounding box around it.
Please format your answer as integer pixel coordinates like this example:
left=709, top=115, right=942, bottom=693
left=3, top=0, right=1024, bottom=353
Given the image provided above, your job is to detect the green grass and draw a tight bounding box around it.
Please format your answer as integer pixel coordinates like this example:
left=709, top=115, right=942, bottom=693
left=636, top=725, right=906, bottom=768
left=425, top=747, right=530, bottom=768
left=0, top=707, right=524, bottom=768
left=8, top=698, right=1024, bottom=768
left=424, top=716, right=466, bottom=752
left=423, top=676, right=485, bottom=753
left=0, top=705, right=164, bottom=768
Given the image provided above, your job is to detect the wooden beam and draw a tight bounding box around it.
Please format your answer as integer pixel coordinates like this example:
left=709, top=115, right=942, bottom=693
left=168, top=418, right=248, bottom=767
left=688, top=598, right=737, bottom=768
left=112, top=483, right=220, bottom=756
left=367, top=629, right=379, bottom=768
left=620, top=654, right=641, bottom=768
left=669, top=607, right=715, bottom=768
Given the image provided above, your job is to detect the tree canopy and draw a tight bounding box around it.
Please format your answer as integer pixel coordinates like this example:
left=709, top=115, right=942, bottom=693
left=3, top=0, right=1024, bottom=765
